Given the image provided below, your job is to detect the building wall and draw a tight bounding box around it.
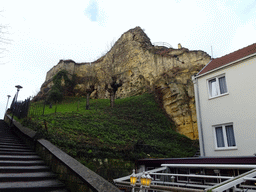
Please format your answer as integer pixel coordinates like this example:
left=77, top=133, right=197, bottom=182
left=197, top=55, right=256, bottom=157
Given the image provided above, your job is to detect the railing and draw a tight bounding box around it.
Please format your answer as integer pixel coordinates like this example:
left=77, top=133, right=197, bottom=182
left=114, top=163, right=256, bottom=191
left=153, top=42, right=173, bottom=48
left=10, top=97, right=30, bottom=119
left=4, top=114, right=121, bottom=192
left=206, top=168, right=256, bottom=192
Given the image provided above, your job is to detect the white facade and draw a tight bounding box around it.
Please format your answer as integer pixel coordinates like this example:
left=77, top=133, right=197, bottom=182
left=194, top=53, right=256, bottom=157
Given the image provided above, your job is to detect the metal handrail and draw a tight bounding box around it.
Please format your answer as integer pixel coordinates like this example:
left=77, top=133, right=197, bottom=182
left=114, top=164, right=256, bottom=191
left=150, top=172, right=232, bottom=179
left=153, top=42, right=172, bottom=48
left=162, top=164, right=256, bottom=170
left=206, top=168, right=256, bottom=192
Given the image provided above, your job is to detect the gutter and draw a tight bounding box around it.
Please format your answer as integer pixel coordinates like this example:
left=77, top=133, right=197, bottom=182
left=197, top=60, right=212, bottom=76
left=192, top=75, right=205, bottom=157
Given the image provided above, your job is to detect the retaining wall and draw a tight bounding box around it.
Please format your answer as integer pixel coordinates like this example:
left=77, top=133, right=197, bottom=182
left=4, top=114, right=121, bottom=192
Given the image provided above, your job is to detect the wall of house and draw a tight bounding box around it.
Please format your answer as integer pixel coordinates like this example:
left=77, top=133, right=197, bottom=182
left=196, top=55, right=256, bottom=157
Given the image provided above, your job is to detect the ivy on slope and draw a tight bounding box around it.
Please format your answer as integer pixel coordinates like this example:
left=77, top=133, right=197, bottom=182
left=24, top=93, right=198, bottom=161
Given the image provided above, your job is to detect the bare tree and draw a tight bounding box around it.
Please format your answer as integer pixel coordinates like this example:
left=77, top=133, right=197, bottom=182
left=105, top=76, right=122, bottom=108
left=0, top=12, right=10, bottom=64
left=99, top=38, right=117, bottom=58
left=102, top=54, right=123, bottom=108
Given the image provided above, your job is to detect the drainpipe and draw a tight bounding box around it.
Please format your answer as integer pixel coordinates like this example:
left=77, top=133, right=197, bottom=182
left=192, top=75, right=205, bottom=157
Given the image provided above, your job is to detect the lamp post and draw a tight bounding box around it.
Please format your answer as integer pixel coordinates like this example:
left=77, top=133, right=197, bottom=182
left=130, top=170, right=152, bottom=192
left=171, top=175, right=175, bottom=182
left=139, top=172, right=152, bottom=192
left=145, top=173, right=152, bottom=187
left=15, top=85, right=23, bottom=100
left=130, top=169, right=137, bottom=192
left=5, top=95, right=11, bottom=115
left=11, top=85, right=23, bottom=125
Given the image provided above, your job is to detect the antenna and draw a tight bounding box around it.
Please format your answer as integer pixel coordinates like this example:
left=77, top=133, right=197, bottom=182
left=211, top=46, right=213, bottom=58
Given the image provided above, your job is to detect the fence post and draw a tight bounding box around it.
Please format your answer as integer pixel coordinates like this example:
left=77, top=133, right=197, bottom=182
left=55, top=103, right=57, bottom=114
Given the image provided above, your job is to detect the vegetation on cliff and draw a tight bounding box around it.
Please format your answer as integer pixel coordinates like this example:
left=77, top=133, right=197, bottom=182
left=46, top=70, right=77, bottom=102
left=21, top=93, right=198, bottom=180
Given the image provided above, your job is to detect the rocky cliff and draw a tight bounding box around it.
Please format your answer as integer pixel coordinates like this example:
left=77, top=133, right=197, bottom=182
left=37, top=27, right=211, bottom=140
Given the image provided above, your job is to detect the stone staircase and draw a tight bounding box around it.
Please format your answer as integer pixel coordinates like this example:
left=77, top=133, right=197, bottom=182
left=0, top=120, right=68, bottom=192
left=193, top=149, right=201, bottom=157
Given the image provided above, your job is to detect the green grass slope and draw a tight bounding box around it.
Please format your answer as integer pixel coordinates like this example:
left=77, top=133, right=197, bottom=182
left=21, top=93, right=198, bottom=179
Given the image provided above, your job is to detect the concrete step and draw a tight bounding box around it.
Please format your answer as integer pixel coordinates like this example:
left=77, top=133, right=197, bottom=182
left=0, top=179, right=66, bottom=192
left=0, top=137, right=23, bottom=140
left=0, top=160, right=45, bottom=166
left=0, top=172, right=57, bottom=182
left=0, top=148, right=34, bottom=152
left=0, top=151, right=37, bottom=155
left=0, top=120, right=69, bottom=191
left=0, top=145, right=31, bottom=150
left=0, top=155, right=41, bottom=161
left=0, top=142, right=29, bottom=147
left=0, top=137, right=22, bottom=141
left=193, top=149, right=201, bottom=157
left=0, top=140, right=25, bottom=145
left=49, top=190, right=69, bottom=192
left=0, top=165, right=50, bottom=173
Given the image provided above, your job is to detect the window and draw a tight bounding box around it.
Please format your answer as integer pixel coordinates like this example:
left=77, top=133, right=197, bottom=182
left=208, top=75, right=228, bottom=98
left=214, top=124, right=236, bottom=149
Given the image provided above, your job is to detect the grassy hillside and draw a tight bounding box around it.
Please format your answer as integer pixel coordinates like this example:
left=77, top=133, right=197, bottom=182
left=21, top=93, right=198, bottom=180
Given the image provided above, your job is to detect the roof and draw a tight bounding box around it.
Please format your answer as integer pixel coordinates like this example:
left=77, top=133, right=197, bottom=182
left=198, top=43, right=256, bottom=76
left=137, top=156, right=256, bottom=167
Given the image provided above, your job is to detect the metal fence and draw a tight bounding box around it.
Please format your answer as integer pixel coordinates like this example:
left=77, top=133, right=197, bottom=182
left=10, top=98, right=30, bottom=119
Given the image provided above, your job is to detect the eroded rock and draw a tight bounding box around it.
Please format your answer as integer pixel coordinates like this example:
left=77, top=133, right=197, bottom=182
left=37, top=26, right=211, bottom=139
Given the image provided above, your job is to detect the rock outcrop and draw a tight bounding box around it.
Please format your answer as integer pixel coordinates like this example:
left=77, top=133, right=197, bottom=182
left=37, top=27, right=211, bottom=140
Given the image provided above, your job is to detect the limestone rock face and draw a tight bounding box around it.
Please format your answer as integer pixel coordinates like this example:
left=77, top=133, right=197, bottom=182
left=38, top=27, right=211, bottom=140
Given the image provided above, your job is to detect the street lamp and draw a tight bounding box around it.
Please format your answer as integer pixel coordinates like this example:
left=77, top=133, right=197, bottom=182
left=130, top=169, right=137, bottom=192
left=140, top=172, right=147, bottom=186
left=15, top=85, right=23, bottom=98
left=171, top=175, right=175, bottom=182
left=130, top=171, right=152, bottom=192
left=139, top=172, right=152, bottom=192
left=145, top=173, right=152, bottom=187
left=5, top=95, right=11, bottom=114
left=11, top=85, right=23, bottom=125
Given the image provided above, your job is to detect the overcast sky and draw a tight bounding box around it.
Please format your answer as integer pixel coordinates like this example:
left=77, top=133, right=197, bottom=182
left=1, top=0, right=256, bottom=118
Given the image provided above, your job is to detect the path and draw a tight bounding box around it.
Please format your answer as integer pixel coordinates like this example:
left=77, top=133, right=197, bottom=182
left=0, top=120, right=69, bottom=192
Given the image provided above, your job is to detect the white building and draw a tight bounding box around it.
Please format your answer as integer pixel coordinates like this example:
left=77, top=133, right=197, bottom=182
left=193, top=43, right=256, bottom=157
left=114, top=44, right=256, bottom=191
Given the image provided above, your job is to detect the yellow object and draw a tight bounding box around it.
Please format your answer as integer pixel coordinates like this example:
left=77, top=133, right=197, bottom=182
left=145, top=177, right=152, bottom=186
left=130, top=169, right=137, bottom=186
left=130, top=176, right=137, bottom=185
left=140, top=177, right=147, bottom=186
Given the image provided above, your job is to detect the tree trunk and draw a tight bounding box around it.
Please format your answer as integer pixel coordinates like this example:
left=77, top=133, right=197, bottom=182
left=86, top=93, right=90, bottom=110
left=110, top=92, right=115, bottom=108
left=42, top=100, right=46, bottom=115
